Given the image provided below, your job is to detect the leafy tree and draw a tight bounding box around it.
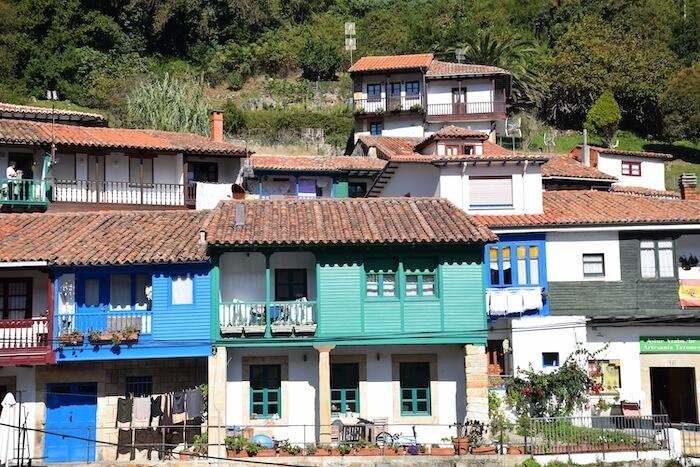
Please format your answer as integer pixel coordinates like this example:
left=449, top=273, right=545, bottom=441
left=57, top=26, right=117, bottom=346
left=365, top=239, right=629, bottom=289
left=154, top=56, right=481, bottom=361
left=125, top=73, right=210, bottom=135
left=454, top=31, right=547, bottom=111
left=661, top=63, right=700, bottom=141
left=299, top=38, right=342, bottom=80
left=585, top=90, right=622, bottom=148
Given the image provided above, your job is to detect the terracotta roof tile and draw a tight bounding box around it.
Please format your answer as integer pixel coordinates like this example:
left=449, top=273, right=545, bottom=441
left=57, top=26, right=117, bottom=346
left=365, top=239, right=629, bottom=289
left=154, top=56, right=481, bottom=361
left=542, top=154, right=617, bottom=181
left=474, top=190, right=700, bottom=228
left=205, top=198, right=496, bottom=246
left=426, top=61, right=510, bottom=77
left=572, top=145, right=674, bottom=160
left=0, top=210, right=208, bottom=265
left=250, top=154, right=386, bottom=173
left=610, top=185, right=680, bottom=198
left=0, top=119, right=248, bottom=156
left=0, top=102, right=106, bottom=124
left=348, top=54, right=434, bottom=73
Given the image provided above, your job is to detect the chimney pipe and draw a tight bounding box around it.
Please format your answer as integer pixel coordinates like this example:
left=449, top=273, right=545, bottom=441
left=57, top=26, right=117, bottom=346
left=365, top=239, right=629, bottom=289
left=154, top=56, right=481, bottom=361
left=679, top=173, right=699, bottom=200
left=209, top=110, right=224, bottom=143
left=582, top=129, right=590, bottom=167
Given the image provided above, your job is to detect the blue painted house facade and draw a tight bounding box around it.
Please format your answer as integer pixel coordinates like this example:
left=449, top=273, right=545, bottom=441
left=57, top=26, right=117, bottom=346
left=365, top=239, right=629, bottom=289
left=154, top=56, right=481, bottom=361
left=53, top=263, right=212, bottom=361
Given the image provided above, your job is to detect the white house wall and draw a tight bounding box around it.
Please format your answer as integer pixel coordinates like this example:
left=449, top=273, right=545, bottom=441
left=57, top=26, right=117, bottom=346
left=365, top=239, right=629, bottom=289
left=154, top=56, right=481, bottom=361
left=438, top=163, right=543, bottom=215
left=380, top=163, right=440, bottom=197
left=510, top=316, right=588, bottom=373
left=597, top=154, right=666, bottom=191
left=546, top=231, right=622, bottom=281
left=225, top=344, right=465, bottom=446
left=0, top=367, right=36, bottom=459
left=426, top=79, right=494, bottom=107
left=382, top=115, right=424, bottom=137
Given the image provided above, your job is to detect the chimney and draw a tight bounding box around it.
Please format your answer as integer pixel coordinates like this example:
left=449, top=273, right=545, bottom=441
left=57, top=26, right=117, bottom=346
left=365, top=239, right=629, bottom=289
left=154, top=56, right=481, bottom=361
left=582, top=129, right=591, bottom=167
left=679, top=173, right=699, bottom=200
left=234, top=202, right=246, bottom=225
left=367, top=146, right=377, bottom=158
left=209, top=110, right=224, bottom=143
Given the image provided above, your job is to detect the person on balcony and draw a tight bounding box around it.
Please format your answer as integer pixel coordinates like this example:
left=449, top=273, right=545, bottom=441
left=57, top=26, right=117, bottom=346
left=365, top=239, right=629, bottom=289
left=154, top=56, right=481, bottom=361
left=5, top=161, right=20, bottom=200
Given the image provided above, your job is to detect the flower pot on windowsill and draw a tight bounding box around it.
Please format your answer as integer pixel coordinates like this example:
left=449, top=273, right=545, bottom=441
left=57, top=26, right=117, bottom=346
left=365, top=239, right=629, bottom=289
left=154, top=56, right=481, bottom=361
left=59, top=333, right=84, bottom=346
left=430, top=447, right=455, bottom=456
left=294, top=324, right=317, bottom=335
left=507, top=446, right=524, bottom=455
left=120, top=331, right=139, bottom=342
left=256, top=449, right=276, bottom=457
left=355, top=447, right=381, bottom=456
left=472, top=446, right=497, bottom=455
left=244, top=325, right=266, bottom=336
left=453, top=437, right=469, bottom=454
left=179, top=452, right=192, bottom=460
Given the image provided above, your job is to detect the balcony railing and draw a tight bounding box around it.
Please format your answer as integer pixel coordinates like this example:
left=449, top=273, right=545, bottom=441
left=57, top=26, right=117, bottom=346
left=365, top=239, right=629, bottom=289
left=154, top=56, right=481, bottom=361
left=52, top=179, right=184, bottom=206
left=426, top=101, right=506, bottom=117
left=55, top=310, right=152, bottom=346
left=353, top=96, right=423, bottom=114
left=0, top=317, right=49, bottom=350
left=0, top=179, right=49, bottom=207
left=219, top=300, right=317, bottom=337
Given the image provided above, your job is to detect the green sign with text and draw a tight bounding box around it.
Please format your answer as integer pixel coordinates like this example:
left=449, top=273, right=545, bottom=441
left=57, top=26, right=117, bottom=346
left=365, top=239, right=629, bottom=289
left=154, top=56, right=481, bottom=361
left=640, top=337, right=700, bottom=353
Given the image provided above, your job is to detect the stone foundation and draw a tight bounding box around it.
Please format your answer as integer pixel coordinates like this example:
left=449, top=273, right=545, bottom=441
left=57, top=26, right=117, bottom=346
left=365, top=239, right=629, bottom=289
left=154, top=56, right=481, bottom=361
left=464, top=344, right=489, bottom=422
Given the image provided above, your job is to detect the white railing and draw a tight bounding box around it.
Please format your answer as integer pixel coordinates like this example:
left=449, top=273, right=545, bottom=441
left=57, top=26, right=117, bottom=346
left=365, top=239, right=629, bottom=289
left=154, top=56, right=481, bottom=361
left=52, top=179, right=184, bottom=206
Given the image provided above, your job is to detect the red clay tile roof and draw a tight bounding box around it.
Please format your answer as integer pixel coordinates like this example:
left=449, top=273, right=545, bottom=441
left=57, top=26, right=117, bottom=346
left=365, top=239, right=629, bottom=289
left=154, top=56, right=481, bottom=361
left=0, top=102, right=107, bottom=125
left=432, top=125, right=490, bottom=140
left=610, top=185, right=680, bottom=199
left=474, top=190, right=700, bottom=228
left=348, top=54, right=434, bottom=73
left=250, top=154, right=386, bottom=173
left=0, top=119, right=248, bottom=156
left=426, top=60, right=510, bottom=77
left=358, top=136, right=547, bottom=163
left=0, top=210, right=208, bottom=265
left=572, top=145, right=673, bottom=160
left=542, top=154, right=617, bottom=181
left=205, top=198, right=496, bottom=246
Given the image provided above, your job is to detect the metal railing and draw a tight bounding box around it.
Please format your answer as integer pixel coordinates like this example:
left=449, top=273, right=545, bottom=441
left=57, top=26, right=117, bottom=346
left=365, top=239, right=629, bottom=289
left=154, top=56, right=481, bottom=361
left=426, top=101, right=506, bottom=116
left=0, top=179, right=49, bottom=206
left=55, top=310, right=152, bottom=346
left=527, top=415, right=671, bottom=455
left=353, top=96, right=423, bottom=114
left=219, top=301, right=317, bottom=336
left=52, top=179, right=184, bottom=206
left=0, top=317, right=49, bottom=349
left=679, top=422, right=700, bottom=458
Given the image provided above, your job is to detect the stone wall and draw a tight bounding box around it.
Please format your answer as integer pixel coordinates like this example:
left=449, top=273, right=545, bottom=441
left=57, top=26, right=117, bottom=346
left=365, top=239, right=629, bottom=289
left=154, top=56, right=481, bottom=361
left=35, top=358, right=206, bottom=462
left=464, top=344, right=489, bottom=422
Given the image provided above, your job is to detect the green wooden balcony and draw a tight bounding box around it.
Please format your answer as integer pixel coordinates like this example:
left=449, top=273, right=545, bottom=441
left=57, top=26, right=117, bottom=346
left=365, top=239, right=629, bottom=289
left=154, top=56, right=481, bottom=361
left=219, top=300, right=317, bottom=337
left=0, top=179, right=49, bottom=209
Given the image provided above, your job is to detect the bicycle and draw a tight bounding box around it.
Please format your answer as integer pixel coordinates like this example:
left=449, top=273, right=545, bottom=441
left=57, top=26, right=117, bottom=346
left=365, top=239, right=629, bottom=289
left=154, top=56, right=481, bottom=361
left=375, top=426, right=421, bottom=453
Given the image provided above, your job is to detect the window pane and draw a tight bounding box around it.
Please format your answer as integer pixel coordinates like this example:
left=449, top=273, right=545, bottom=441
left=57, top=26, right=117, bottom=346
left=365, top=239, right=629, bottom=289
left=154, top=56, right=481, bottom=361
left=85, top=279, right=100, bottom=306
left=171, top=275, right=193, bottom=304
left=134, top=274, right=151, bottom=310
left=366, top=274, right=378, bottom=296
left=640, top=247, right=657, bottom=278
left=422, top=275, right=435, bottom=296
left=658, top=244, right=675, bottom=278
left=406, top=275, right=418, bottom=296
left=529, top=258, right=539, bottom=284
left=417, top=401, right=428, bottom=412
left=110, top=274, right=131, bottom=310
left=382, top=274, right=395, bottom=296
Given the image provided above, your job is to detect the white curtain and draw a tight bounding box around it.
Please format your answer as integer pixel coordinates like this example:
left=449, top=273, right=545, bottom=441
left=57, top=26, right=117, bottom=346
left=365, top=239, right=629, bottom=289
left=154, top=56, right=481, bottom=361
left=640, top=241, right=657, bottom=278
left=658, top=240, right=675, bottom=277
left=171, top=276, right=193, bottom=305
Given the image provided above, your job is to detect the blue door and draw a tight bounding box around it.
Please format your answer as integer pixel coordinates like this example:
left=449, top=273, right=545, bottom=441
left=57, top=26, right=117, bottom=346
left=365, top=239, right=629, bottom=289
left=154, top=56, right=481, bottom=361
left=45, top=383, right=97, bottom=463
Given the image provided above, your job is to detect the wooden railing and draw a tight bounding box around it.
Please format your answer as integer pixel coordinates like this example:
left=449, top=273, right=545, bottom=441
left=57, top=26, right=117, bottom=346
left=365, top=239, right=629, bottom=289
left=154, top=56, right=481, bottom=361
left=55, top=310, right=152, bottom=345
left=52, top=179, right=185, bottom=206
left=0, top=317, right=49, bottom=350
left=219, top=300, right=317, bottom=336
left=426, top=101, right=506, bottom=117
left=0, top=179, right=49, bottom=207
left=353, top=96, right=423, bottom=114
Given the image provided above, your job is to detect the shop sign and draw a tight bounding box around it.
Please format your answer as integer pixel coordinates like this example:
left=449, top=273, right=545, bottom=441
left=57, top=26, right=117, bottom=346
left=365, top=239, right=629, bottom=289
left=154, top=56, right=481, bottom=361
left=640, top=336, right=700, bottom=353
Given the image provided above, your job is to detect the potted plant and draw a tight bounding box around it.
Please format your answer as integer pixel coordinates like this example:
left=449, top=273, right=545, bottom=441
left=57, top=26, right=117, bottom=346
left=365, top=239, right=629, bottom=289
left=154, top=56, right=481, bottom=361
left=225, top=434, right=248, bottom=458
left=120, top=325, right=140, bottom=342
left=244, top=442, right=260, bottom=457
left=445, top=436, right=469, bottom=454
left=409, top=104, right=425, bottom=114
left=430, top=443, right=455, bottom=456
left=87, top=329, right=111, bottom=344
left=472, top=444, right=497, bottom=454
left=338, top=444, right=352, bottom=456
left=354, top=440, right=381, bottom=456
left=680, top=254, right=699, bottom=270
left=58, top=329, right=84, bottom=346
left=304, top=445, right=317, bottom=456
left=278, top=441, right=302, bottom=456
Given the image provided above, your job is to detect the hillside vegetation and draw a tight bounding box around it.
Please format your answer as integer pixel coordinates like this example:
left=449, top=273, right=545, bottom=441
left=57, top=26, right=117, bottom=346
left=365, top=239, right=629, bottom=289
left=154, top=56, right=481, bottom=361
left=0, top=0, right=698, bottom=150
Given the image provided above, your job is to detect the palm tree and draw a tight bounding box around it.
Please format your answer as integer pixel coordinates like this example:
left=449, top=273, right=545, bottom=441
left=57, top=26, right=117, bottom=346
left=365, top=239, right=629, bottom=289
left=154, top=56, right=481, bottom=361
left=451, top=31, right=546, bottom=112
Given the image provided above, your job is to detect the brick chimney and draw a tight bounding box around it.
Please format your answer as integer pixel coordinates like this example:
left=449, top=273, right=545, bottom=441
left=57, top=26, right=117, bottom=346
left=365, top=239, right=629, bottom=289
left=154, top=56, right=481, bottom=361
left=209, top=110, right=224, bottom=142
left=679, top=173, right=699, bottom=200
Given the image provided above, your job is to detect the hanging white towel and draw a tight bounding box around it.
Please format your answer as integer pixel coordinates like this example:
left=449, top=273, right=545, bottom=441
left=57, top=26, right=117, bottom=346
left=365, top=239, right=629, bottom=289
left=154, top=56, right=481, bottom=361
left=487, top=289, right=508, bottom=315
left=132, top=396, right=151, bottom=428
left=506, top=289, right=525, bottom=314
left=522, top=287, right=543, bottom=311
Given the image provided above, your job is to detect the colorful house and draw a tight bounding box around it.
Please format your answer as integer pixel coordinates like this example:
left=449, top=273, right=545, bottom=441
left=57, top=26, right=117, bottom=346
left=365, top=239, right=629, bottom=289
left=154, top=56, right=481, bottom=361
left=0, top=210, right=212, bottom=462
left=203, top=197, right=496, bottom=456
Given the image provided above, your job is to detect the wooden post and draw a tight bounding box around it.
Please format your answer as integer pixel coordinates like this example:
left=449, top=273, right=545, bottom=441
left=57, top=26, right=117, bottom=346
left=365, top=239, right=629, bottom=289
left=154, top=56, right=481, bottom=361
left=314, top=345, right=336, bottom=444
left=139, top=155, right=144, bottom=204
left=264, top=253, right=271, bottom=338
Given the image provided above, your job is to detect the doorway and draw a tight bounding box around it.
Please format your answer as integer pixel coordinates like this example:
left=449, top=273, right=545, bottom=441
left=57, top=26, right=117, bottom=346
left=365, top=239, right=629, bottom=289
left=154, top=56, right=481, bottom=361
left=650, top=367, right=698, bottom=423
left=451, top=88, right=466, bottom=115
left=45, top=382, right=98, bottom=462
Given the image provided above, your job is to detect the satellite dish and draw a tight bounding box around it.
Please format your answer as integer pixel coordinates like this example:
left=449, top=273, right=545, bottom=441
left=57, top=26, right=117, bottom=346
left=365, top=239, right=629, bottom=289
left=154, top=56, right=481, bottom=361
left=505, top=117, right=522, bottom=138
left=454, top=48, right=466, bottom=63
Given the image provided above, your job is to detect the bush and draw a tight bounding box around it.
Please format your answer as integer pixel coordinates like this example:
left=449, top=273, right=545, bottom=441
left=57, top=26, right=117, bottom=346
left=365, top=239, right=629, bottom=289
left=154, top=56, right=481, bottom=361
left=521, top=457, right=541, bottom=467
left=585, top=90, right=622, bottom=148
left=661, top=63, right=700, bottom=141
left=299, top=38, right=341, bottom=80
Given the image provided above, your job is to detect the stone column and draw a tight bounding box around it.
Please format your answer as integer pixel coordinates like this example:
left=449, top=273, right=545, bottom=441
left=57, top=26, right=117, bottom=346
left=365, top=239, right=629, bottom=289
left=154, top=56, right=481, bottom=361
left=464, top=344, right=489, bottom=422
left=208, top=346, right=228, bottom=459
left=314, top=345, right=335, bottom=443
